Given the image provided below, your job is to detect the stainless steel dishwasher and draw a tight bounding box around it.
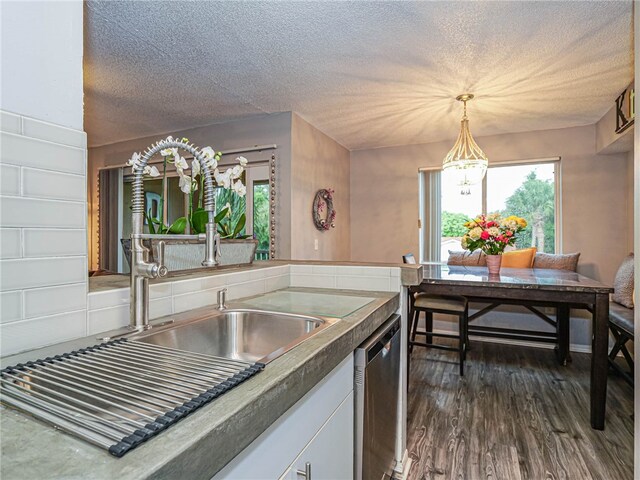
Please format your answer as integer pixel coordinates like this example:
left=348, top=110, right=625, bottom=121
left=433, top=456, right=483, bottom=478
left=354, top=314, right=401, bottom=480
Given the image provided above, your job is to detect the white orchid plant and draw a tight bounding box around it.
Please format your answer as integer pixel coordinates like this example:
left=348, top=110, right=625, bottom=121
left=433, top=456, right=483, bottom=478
left=126, top=136, right=249, bottom=237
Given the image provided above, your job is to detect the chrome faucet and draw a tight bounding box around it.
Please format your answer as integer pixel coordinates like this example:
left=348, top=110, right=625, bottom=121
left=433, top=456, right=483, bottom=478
left=129, top=139, right=220, bottom=331
left=217, top=288, right=227, bottom=310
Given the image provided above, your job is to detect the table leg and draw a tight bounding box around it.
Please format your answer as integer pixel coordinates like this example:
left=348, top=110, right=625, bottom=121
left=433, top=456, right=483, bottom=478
left=590, top=293, right=609, bottom=430
left=555, top=305, right=571, bottom=365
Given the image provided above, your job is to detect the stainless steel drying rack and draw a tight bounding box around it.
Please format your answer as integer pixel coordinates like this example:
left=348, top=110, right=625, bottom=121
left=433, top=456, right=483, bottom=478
left=0, top=339, right=264, bottom=457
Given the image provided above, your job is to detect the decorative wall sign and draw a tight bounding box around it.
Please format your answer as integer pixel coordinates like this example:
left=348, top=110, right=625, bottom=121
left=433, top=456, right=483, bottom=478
left=615, top=83, right=635, bottom=134
left=312, top=188, right=336, bottom=231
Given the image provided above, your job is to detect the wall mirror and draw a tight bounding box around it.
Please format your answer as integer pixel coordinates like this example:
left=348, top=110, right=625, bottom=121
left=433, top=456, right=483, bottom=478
left=96, top=146, right=277, bottom=274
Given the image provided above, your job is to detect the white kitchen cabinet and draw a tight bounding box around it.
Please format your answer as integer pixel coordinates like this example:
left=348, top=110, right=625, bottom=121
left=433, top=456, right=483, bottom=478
left=279, top=391, right=353, bottom=480
left=213, top=355, right=354, bottom=480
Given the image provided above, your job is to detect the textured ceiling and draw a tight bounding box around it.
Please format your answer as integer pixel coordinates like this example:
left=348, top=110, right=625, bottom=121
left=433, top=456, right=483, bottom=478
left=84, top=1, right=633, bottom=149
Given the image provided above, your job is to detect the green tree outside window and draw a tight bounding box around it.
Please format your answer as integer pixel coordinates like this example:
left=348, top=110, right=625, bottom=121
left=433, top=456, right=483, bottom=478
left=442, top=211, right=472, bottom=237
left=502, top=171, right=555, bottom=253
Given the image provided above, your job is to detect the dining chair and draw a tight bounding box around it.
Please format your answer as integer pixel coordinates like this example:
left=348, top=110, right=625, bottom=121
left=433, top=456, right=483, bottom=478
left=403, top=254, right=469, bottom=376
left=608, top=301, right=634, bottom=386
left=608, top=253, right=634, bottom=386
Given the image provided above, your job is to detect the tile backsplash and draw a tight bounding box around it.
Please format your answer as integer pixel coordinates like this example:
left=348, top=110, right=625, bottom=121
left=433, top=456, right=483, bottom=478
left=0, top=109, right=88, bottom=357
left=86, top=265, right=400, bottom=336
left=290, top=264, right=401, bottom=292
left=87, top=265, right=293, bottom=335
left=1, top=260, right=402, bottom=355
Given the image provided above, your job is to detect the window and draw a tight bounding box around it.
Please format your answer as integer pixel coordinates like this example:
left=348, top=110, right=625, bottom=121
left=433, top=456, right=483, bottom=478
left=211, top=183, right=247, bottom=237
left=252, top=181, right=270, bottom=259
left=242, top=165, right=270, bottom=260
left=420, top=159, right=560, bottom=263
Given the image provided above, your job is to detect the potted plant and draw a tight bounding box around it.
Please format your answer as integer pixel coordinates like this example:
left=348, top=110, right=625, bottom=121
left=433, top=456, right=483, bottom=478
left=460, top=213, right=527, bottom=274
left=121, top=136, right=258, bottom=271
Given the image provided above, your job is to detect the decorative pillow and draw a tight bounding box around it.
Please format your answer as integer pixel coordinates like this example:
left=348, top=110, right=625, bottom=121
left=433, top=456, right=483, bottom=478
left=501, top=247, right=537, bottom=268
left=533, top=252, right=581, bottom=272
left=447, top=250, right=486, bottom=266
left=612, top=253, right=634, bottom=308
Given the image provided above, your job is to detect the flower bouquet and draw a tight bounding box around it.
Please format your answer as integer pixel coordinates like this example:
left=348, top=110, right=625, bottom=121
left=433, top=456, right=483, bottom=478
left=461, top=213, right=527, bottom=273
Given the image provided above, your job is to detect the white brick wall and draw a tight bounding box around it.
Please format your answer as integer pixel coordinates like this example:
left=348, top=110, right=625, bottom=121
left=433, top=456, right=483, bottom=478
left=0, top=110, right=88, bottom=356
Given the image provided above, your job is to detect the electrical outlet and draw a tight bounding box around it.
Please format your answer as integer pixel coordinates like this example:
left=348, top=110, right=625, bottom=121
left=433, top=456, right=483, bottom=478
left=314, top=239, right=319, bottom=250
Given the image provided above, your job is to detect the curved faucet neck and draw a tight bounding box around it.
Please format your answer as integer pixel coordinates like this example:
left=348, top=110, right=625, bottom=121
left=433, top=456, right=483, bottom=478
left=129, top=139, right=219, bottom=330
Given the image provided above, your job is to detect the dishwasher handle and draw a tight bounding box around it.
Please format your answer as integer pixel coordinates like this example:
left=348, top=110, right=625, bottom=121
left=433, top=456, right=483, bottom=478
left=355, top=315, right=400, bottom=366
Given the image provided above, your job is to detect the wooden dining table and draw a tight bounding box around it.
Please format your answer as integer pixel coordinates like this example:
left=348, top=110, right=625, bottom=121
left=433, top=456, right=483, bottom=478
left=417, top=264, right=614, bottom=430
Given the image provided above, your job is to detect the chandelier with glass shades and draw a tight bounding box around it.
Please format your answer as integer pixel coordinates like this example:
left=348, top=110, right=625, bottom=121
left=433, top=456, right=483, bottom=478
left=442, top=93, right=488, bottom=195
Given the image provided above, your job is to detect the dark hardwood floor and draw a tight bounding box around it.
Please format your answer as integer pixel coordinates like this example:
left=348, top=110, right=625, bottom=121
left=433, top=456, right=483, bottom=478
left=406, top=340, right=634, bottom=480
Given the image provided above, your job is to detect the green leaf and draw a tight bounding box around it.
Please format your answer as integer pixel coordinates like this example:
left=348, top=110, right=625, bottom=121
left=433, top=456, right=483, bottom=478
left=168, top=217, right=187, bottom=234
left=191, top=208, right=208, bottom=234
left=232, top=213, right=246, bottom=238
left=145, top=210, right=156, bottom=234
left=214, top=207, right=229, bottom=224
left=217, top=223, right=230, bottom=237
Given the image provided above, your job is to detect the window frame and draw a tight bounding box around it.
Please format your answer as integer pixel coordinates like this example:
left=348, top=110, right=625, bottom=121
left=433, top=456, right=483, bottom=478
left=419, top=156, right=562, bottom=263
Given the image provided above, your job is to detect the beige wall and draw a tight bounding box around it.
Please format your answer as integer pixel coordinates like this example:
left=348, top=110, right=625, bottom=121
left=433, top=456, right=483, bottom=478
left=290, top=113, right=351, bottom=260
left=351, top=124, right=631, bottom=285
left=595, top=97, right=634, bottom=154
left=88, top=113, right=293, bottom=269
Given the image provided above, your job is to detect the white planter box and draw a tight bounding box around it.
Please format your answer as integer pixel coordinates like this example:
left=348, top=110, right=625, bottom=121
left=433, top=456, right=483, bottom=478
left=122, top=238, right=258, bottom=271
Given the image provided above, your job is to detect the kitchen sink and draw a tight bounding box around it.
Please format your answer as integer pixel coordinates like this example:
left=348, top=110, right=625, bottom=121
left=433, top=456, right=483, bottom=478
left=0, top=308, right=338, bottom=455
left=132, top=309, right=336, bottom=364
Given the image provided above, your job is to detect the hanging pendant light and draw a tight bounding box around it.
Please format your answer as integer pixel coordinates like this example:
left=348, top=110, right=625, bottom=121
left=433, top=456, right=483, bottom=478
left=442, top=94, right=488, bottom=195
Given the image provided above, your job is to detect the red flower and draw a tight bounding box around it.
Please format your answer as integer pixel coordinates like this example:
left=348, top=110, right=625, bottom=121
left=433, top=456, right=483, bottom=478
left=480, top=231, right=490, bottom=240
left=486, top=221, right=496, bottom=228
left=497, top=235, right=506, bottom=243
left=505, top=231, right=513, bottom=237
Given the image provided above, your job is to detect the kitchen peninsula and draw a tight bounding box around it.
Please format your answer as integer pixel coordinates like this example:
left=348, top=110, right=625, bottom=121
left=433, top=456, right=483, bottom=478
left=1, top=261, right=421, bottom=479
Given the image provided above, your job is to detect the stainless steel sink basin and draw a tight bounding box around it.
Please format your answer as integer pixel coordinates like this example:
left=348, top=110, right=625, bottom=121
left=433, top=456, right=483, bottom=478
left=133, top=309, right=336, bottom=364
left=0, top=308, right=338, bottom=454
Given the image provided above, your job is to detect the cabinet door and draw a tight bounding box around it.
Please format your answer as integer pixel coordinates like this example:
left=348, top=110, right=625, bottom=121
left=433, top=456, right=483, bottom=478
left=213, top=356, right=353, bottom=480
left=281, top=391, right=354, bottom=480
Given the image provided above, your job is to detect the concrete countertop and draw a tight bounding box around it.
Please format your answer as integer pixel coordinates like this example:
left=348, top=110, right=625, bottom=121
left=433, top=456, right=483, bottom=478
left=0, top=287, right=399, bottom=480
